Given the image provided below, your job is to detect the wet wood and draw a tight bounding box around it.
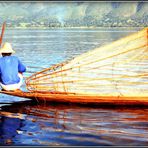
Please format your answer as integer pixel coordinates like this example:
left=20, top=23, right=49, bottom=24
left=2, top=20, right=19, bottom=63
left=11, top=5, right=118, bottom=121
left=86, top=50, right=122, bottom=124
left=0, top=90, right=148, bottom=106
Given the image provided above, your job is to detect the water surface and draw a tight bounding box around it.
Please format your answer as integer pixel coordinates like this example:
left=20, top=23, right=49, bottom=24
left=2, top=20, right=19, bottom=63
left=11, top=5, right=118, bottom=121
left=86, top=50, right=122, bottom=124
left=0, top=27, right=148, bottom=146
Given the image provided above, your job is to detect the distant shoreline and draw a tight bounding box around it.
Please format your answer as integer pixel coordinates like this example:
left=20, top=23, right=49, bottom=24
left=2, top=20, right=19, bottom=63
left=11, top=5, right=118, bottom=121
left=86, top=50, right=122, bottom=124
left=6, top=26, right=145, bottom=30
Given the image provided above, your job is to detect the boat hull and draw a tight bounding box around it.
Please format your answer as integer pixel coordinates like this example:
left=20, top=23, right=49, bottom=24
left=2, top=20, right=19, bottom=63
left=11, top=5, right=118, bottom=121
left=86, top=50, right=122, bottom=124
left=0, top=90, right=148, bottom=106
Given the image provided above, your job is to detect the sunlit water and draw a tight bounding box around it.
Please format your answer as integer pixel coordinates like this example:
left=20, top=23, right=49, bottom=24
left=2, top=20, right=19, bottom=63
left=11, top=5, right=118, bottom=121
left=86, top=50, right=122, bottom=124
left=0, top=27, right=148, bottom=146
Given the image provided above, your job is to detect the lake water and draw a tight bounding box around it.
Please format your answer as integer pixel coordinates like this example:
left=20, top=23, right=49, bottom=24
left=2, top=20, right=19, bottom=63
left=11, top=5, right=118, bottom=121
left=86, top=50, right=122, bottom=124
left=0, top=27, right=148, bottom=146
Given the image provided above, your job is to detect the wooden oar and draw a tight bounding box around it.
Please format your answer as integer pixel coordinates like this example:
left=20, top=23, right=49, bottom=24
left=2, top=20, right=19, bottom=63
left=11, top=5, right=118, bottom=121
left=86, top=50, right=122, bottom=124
left=0, top=21, right=6, bottom=46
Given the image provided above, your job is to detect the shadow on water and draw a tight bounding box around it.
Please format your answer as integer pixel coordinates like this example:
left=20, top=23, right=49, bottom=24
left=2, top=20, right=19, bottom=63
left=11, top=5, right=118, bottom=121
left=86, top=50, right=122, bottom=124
left=0, top=99, right=148, bottom=146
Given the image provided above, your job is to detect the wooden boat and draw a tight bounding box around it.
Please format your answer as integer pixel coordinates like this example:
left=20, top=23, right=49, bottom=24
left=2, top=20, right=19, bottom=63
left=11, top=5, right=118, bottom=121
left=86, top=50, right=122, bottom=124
left=0, top=27, right=148, bottom=106
left=0, top=90, right=148, bottom=106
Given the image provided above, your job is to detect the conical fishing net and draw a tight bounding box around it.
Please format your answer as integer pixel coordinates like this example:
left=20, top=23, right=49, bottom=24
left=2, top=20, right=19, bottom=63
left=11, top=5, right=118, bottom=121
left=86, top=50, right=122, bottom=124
left=26, top=28, right=148, bottom=97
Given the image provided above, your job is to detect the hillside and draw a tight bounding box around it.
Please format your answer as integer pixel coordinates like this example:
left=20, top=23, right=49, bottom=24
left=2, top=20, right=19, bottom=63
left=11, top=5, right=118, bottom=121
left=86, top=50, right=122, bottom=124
left=0, top=1, right=147, bottom=28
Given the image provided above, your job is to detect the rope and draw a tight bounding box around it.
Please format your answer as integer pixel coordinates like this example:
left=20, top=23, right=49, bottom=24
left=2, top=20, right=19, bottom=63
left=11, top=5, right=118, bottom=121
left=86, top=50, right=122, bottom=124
left=27, top=44, right=147, bottom=81
left=27, top=73, right=148, bottom=85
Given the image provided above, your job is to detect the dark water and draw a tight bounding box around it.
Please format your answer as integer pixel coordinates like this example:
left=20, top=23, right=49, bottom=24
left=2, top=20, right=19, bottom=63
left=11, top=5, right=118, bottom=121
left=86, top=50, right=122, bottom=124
left=0, top=27, right=148, bottom=146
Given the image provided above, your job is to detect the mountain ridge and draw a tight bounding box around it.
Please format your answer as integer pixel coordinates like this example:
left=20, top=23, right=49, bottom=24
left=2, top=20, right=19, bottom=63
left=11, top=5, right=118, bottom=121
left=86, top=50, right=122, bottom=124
left=0, top=2, right=147, bottom=28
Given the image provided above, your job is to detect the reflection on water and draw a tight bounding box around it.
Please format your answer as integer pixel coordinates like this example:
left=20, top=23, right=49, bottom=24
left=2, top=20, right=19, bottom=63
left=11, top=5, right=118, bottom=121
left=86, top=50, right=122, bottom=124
left=0, top=27, right=147, bottom=146
left=0, top=101, right=148, bottom=146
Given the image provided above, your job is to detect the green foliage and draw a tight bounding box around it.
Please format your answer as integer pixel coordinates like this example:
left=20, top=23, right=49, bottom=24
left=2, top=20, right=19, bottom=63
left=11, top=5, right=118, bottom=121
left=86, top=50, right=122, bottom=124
left=0, top=2, right=147, bottom=28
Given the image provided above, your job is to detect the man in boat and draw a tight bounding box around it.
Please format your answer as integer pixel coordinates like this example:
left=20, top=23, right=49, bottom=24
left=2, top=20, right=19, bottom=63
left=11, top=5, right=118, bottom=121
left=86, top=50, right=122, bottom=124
left=0, top=42, right=26, bottom=91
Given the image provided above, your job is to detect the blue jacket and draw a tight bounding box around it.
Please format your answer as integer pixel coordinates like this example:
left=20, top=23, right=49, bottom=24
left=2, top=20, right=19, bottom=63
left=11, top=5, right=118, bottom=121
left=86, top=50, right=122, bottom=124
left=0, top=56, right=26, bottom=85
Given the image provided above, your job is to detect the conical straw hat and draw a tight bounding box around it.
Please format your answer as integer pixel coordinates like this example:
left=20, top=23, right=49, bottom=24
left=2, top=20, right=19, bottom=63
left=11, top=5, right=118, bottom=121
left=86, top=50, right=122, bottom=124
left=0, top=42, right=15, bottom=54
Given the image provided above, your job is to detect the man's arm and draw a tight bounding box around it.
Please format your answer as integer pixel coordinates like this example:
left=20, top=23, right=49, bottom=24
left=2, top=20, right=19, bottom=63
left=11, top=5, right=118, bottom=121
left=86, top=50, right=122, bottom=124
left=18, top=59, right=26, bottom=73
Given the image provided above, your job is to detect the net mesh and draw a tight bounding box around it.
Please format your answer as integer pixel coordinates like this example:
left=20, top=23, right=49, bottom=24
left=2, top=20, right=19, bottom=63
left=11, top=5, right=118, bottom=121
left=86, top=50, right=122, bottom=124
left=26, top=28, right=148, bottom=97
